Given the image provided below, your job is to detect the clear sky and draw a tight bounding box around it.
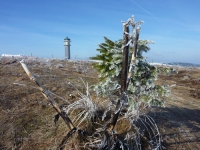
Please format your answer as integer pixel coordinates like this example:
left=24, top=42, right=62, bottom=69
left=0, top=0, right=200, bottom=64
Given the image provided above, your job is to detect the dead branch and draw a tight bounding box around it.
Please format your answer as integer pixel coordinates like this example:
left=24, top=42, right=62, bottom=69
left=20, top=60, right=75, bottom=130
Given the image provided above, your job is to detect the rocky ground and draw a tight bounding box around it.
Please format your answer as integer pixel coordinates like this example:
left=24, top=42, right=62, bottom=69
left=0, top=57, right=199, bottom=149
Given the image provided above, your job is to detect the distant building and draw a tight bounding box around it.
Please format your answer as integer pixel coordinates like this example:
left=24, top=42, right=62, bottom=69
left=1, top=54, right=23, bottom=57
left=64, top=37, right=71, bottom=59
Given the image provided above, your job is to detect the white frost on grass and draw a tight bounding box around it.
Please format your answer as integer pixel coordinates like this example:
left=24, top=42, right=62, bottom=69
left=65, top=80, right=97, bottom=128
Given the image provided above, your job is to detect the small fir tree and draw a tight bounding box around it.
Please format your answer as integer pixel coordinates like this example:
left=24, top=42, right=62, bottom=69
left=90, top=37, right=123, bottom=96
left=90, top=37, right=169, bottom=108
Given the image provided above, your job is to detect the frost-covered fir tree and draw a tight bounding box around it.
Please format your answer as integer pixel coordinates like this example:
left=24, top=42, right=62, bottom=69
left=90, top=19, right=170, bottom=109
left=90, top=37, right=123, bottom=96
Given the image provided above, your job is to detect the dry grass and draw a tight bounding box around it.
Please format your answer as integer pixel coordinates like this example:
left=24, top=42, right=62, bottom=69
left=0, top=57, right=200, bottom=149
left=150, top=66, right=200, bottom=149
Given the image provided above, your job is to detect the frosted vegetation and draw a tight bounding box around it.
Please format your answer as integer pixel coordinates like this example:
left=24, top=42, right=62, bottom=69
left=90, top=37, right=170, bottom=108
left=18, top=16, right=177, bottom=149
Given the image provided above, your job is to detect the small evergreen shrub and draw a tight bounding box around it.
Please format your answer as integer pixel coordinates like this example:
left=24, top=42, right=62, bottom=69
left=90, top=37, right=170, bottom=108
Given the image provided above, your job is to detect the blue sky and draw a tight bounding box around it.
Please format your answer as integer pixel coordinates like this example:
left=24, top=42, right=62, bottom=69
left=0, top=0, right=200, bottom=64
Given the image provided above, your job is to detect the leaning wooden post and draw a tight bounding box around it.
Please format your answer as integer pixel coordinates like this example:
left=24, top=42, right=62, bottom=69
left=107, top=21, right=130, bottom=132
left=127, top=25, right=141, bottom=89
left=121, top=22, right=130, bottom=93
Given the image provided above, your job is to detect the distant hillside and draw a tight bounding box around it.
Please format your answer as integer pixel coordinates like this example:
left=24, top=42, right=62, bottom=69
left=167, top=62, right=200, bottom=67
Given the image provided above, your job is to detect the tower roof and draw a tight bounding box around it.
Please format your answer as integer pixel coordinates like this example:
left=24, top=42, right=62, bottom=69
left=64, top=37, right=70, bottom=40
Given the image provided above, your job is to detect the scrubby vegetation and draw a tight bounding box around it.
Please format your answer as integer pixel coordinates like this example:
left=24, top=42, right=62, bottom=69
left=0, top=57, right=200, bottom=149
left=0, top=16, right=200, bottom=150
left=19, top=16, right=169, bottom=149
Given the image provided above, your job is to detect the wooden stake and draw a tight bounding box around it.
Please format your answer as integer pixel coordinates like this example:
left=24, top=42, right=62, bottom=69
left=121, top=23, right=130, bottom=93
left=108, top=18, right=141, bottom=132
left=127, top=26, right=141, bottom=89
left=108, top=19, right=131, bottom=132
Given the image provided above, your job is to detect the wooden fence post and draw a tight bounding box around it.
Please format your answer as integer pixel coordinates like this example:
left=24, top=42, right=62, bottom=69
left=107, top=21, right=130, bottom=132
left=127, top=26, right=141, bottom=89
left=121, top=23, right=130, bottom=93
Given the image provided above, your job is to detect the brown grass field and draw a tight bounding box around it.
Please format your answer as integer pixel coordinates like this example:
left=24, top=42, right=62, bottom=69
left=0, top=58, right=200, bottom=149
